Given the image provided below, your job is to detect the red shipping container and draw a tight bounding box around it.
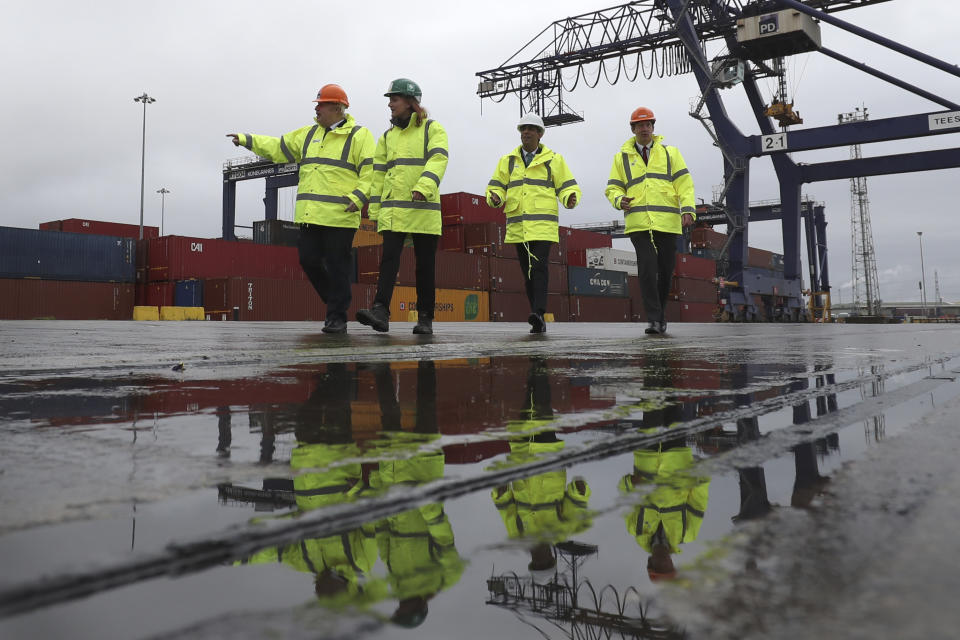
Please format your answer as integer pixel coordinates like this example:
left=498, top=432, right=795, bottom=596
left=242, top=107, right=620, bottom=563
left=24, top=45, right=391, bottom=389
left=144, top=281, right=174, bottom=307
left=440, top=224, right=464, bottom=252
left=671, top=276, right=718, bottom=303
left=0, top=279, right=134, bottom=320
left=147, top=236, right=306, bottom=282
left=748, top=246, right=775, bottom=269
left=489, top=257, right=526, bottom=293
left=667, top=301, right=718, bottom=323
left=441, top=192, right=504, bottom=225
left=463, top=222, right=508, bottom=257
left=436, top=251, right=489, bottom=290
left=203, top=280, right=376, bottom=322
left=567, top=249, right=587, bottom=267
left=675, top=253, right=716, bottom=279
left=690, top=227, right=728, bottom=250
left=490, top=292, right=569, bottom=322
left=41, top=218, right=160, bottom=240
left=569, top=295, right=631, bottom=322
left=559, top=226, right=612, bottom=250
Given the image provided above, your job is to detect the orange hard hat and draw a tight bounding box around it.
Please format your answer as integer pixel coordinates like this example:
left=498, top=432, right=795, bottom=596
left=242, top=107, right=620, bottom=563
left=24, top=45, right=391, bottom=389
left=313, top=84, right=349, bottom=107
left=630, top=107, right=656, bottom=123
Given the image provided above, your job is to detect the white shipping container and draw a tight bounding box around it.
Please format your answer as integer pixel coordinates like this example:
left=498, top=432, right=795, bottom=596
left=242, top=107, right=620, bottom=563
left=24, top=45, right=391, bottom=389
left=585, top=248, right=637, bottom=274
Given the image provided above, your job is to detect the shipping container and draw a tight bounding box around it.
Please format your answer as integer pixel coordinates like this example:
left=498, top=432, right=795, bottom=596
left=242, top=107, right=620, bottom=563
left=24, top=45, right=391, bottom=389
left=143, top=281, right=175, bottom=308
left=439, top=225, right=464, bottom=252
left=40, top=218, right=160, bottom=240
left=567, top=249, right=586, bottom=267
left=388, top=287, right=488, bottom=322
left=690, top=227, right=728, bottom=250
left=202, top=278, right=376, bottom=321
left=671, top=276, right=718, bottom=303
left=489, top=292, right=569, bottom=322
left=489, top=257, right=526, bottom=293
left=174, top=279, right=204, bottom=307
left=0, top=279, right=134, bottom=320
left=585, top=247, right=637, bottom=274
left=437, top=252, right=490, bottom=290
left=253, top=220, right=300, bottom=247
left=355, top=246, right=414, bottom=287
left=568, top=295, right=631, bottom=322
left=463, top=222, right=508, bottom=256
left=0, top=226, right=136, bottom=283
left=675, top=253, right=716, bottom=279
left=441, top=192, right=503, bottom=225
left=567, top=266, right=629, bottom=297
left=559, top=226, right=613, bottom=250
left=147, top=236, right=306, bottom=282
left=665, top=301, right=719, bottom=323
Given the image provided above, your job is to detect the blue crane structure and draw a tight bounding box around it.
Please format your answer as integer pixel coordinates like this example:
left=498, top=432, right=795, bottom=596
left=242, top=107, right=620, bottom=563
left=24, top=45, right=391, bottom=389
left=475, top=0, right=960, bottom=321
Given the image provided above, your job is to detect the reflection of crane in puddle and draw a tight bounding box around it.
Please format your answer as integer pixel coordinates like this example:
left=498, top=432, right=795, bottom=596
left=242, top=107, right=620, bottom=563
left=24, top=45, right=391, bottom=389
left=486, top=541, right=685, bottom=639
left=858, top=365, right=886, bottom=444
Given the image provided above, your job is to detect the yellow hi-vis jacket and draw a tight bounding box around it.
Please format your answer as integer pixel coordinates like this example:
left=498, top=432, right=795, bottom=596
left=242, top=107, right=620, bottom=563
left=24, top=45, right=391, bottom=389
left=619, top=447, right=710, bottom=553
left=368, top=117, right=449, bottom=236
left=492, top=440, right=592, bottom=541
left=604, top=134, right=696, bottom=235
left=485, top=145, right=581, bottom=244
left=238, top=114, right=375, bottom=229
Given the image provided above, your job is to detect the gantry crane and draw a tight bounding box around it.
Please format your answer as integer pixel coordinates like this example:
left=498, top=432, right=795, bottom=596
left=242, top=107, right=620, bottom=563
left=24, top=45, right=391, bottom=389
left=476, top=0, right=960, bottom=321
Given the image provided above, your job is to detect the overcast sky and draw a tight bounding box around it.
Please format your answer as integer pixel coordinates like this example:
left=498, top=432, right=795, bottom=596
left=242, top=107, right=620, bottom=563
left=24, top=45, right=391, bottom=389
left=2, top=0, right=957, bottom=303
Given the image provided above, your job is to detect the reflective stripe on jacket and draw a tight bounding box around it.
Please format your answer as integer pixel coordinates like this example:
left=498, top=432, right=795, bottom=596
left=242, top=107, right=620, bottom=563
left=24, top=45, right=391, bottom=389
left=368, top=117, right=449, bottom=236
left=239, top=113, right=375, bottom=229
left=604, top=134, right=696, bottom=235
left=485, top=145, right=581, bottom=243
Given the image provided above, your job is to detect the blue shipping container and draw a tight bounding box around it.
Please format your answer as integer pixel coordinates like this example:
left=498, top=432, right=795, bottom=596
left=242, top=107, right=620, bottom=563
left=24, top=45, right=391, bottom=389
left=0, top=226, right=136, bottom=282
left=174, top=279, right=204, bottom=307
left=567, top=266, right=629, bottom=297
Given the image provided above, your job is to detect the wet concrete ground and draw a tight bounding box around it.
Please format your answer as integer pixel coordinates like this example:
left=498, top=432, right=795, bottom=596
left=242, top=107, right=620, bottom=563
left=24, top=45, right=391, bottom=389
left=1, top=320, right=959, bottom=639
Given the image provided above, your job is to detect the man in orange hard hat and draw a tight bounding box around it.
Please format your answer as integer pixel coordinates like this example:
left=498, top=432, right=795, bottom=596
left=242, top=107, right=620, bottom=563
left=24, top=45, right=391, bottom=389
left=605, top=107, right=696, bottom=335
left=227, top=84, right=375, bottom=334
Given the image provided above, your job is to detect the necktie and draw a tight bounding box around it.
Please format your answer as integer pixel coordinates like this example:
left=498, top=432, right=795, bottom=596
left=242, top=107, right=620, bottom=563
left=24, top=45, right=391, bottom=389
left=641, top=146, right=649, bottom=164
left=524, top=151, right=533, bottom=166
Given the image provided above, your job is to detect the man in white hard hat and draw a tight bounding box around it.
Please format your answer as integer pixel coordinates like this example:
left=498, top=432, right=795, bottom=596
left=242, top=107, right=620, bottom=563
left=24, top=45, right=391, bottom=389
left=486, top=113, right=581, bottom=333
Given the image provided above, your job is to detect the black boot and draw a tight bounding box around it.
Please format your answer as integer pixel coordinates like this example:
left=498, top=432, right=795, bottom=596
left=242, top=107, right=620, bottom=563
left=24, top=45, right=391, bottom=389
left=528, top=312, right=546, bottom=334
left=321, top=316, right=347, bottom=334
left=413, top=316, right=433, bottom=335
left=356, top=303, right=389, bottom=332
left=645, top=321, right=660, bottom=335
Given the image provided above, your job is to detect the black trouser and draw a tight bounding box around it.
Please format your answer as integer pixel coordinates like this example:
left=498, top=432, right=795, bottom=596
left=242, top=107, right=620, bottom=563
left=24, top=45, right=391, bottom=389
left=515, top=241, right=552, bottom=315
left=298, top=224, right=356, bottom=323
left=629, top=230, right=677, bottom=324
left=374, top=231, right=438, bottom=319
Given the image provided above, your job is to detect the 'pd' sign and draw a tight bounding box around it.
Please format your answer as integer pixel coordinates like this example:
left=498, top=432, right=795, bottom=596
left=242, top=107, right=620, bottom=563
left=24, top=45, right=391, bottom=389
left=759, top=14, right=779, bottom=36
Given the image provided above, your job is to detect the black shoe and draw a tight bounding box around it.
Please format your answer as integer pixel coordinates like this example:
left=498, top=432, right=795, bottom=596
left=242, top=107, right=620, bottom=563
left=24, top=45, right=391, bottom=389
left=645, top=322, right=660, bottom=335
left=658, top=321, right=667, bottom=334
left=356, top=304, right=389, bottom=332
left=412, top=317, right=433, bottom=335
left=528, top=312, right=546, bottom=333
left=321, top=317, right=347, bottom=334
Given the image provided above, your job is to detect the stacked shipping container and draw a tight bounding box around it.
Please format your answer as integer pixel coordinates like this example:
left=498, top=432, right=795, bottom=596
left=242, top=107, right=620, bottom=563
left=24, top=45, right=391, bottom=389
left=5, top=193, right=801, bottom=323
left=0, top=225, right=136, bottom=319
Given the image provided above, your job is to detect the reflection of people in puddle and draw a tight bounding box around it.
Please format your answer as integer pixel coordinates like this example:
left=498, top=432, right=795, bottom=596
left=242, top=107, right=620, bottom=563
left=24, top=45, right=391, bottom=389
left=620, top=356, right=709, bottom=582
left=238, top=363, right=383, bottom=605
left=369, top=360, right=464, bottom=627
left=492, top=357, right=592, bottom=576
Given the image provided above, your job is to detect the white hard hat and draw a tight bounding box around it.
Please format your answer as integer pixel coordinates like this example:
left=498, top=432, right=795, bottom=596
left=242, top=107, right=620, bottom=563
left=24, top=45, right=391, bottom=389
left=517, top=113, right=545, bottom=132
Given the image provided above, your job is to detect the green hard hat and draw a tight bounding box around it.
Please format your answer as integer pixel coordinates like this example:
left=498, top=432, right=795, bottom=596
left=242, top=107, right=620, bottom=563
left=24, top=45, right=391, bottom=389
left=384, top=78, right=422, bottom=100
